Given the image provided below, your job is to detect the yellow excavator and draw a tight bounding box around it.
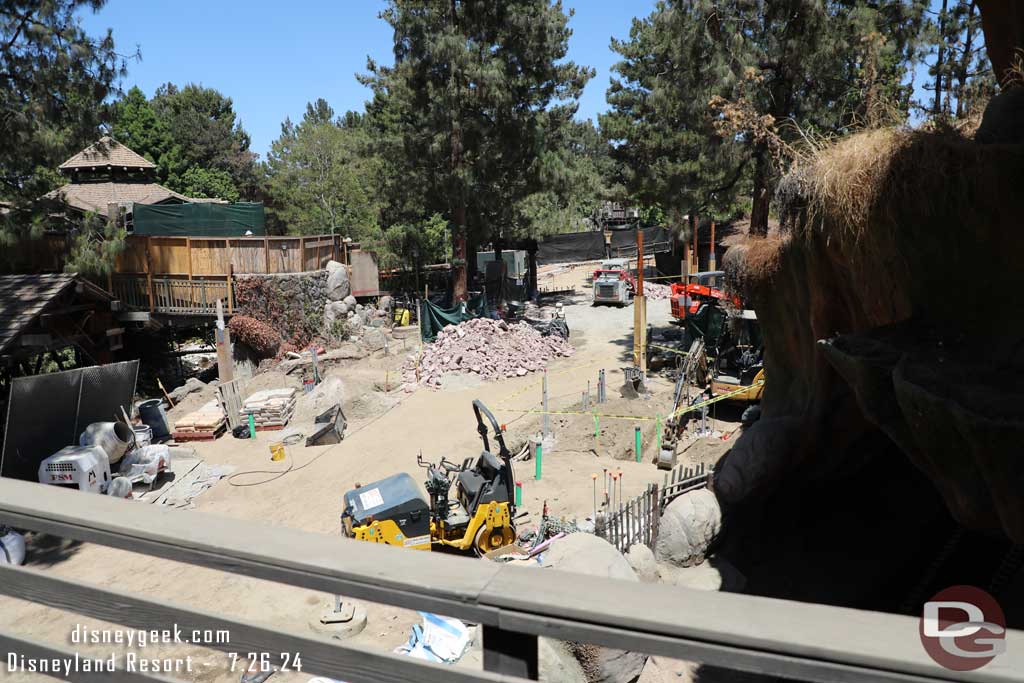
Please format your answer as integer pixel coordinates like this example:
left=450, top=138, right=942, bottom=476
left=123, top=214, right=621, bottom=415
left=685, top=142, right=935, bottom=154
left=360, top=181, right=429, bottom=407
left=341, top=400, right=517, bottom=555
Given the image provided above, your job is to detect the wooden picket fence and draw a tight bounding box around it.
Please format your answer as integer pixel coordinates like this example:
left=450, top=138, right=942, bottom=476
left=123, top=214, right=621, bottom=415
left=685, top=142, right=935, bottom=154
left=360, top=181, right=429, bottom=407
left=598, top=462, right=711, bottom=554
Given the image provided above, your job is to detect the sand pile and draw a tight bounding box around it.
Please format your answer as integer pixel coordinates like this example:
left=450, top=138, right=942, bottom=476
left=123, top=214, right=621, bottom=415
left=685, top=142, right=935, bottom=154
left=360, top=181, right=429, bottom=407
left=403, top=318, right=574, bottom=389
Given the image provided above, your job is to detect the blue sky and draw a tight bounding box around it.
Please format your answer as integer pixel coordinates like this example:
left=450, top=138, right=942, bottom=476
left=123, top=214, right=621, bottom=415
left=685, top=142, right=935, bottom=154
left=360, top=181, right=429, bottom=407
left=80, top=1, right=656, bottom=161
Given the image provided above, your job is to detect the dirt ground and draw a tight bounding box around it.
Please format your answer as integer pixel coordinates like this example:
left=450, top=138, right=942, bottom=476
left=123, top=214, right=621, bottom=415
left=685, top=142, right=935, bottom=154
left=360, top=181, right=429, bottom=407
left=0, top=264, right=740, bottom=683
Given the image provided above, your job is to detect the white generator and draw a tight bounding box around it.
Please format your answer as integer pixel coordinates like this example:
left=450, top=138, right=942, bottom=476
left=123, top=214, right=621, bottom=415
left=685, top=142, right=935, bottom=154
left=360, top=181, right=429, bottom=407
left=38, top=445, right=111, bottom=494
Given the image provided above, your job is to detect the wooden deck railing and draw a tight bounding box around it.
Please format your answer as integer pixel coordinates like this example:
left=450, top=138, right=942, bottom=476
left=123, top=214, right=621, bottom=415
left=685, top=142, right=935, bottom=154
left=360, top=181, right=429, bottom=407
left=0, top=477, right=1022, bottom=683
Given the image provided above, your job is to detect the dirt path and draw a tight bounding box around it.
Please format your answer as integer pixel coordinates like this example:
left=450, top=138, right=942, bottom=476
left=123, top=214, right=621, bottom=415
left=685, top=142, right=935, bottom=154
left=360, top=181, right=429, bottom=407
left=0, top=268, right=710, bottom=682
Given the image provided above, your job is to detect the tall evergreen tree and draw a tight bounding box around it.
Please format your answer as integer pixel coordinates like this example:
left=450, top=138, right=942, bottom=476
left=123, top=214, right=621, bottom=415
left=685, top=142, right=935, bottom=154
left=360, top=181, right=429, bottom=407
left=0, top=0, right=127, bottom=242
left=920, top=0, right=994, bottom=120
left=265, top=100, right=382, bottom=241
left=109, top=83, right=260, bottom=201
left=604, top=1, right=928, bottom=236
left=362, top=0, right=592, bottom=299
left=601, top=1, right=750, bottom=237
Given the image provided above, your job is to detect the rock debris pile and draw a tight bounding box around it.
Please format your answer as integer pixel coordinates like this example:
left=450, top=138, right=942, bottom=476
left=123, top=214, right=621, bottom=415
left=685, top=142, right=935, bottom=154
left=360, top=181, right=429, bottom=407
left=403, top=318, right=573, bottom=389
left=643, top=282, right=672, bottom=300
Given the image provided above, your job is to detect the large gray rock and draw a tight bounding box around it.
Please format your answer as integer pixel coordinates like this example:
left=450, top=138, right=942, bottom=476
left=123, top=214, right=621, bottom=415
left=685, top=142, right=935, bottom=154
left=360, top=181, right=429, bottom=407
left=379, top=295, right=394, bottom=312
left=625, top=543, right=658, bottom=583
left=324, top=301, right=348, bottom=329
left=169, top=377, right=206, bottom=403
left=343, top=294, right=357, bottom=307
left=541, top=534, right=647, bottom=683
left=655, top=489, right=722, bottom=568
left=325, top=259, right=345, bottom=272
left=326, top=265, right=351, bottom=301
left=362, top=328, right=387, bottom=352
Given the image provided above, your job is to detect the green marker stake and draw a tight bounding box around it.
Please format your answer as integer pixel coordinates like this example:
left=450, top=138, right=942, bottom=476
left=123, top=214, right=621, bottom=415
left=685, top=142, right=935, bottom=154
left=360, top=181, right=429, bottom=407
left=535, top=440, right=543, bottom=481
left=656, top=414, right=661, bottom=452
left=593, top=412, right=599, bottom=439
left=635, top=425, right=642, bottom=463
left=248, top=413, right=257, bottom=439
left=515, top=481, right=523, bottom=507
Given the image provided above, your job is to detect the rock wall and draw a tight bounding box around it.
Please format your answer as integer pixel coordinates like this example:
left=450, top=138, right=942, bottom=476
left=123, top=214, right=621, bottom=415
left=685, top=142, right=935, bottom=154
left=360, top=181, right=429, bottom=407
left=234, top=271, right=327, bottom=348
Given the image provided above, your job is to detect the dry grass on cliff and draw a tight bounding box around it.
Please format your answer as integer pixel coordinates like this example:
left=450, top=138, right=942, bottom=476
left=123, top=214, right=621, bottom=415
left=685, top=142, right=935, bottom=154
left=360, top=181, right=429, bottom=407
left=791, top=126, right=1003, bottom=247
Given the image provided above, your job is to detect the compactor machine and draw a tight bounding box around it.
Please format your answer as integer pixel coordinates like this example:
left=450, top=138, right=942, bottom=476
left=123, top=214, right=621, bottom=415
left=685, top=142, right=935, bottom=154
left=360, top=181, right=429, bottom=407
left=341, top=400, right=517, bottom=555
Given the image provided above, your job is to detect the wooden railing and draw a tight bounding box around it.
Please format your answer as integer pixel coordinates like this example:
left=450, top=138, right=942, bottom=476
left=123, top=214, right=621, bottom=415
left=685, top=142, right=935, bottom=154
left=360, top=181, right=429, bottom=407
left=0, top=478, right=1021, bottom=683
left=113, top=275, right=230, bottom=315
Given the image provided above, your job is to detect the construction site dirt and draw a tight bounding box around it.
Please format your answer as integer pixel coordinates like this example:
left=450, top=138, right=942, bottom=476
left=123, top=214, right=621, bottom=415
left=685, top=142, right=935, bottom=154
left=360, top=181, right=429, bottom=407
left=3, top=264, right=740, bottom=683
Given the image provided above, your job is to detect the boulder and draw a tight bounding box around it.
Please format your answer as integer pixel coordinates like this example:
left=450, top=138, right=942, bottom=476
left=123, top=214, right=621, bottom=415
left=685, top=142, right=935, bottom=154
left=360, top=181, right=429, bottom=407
left=540, top=534, right=646, bottom=683
left=343, top=295, right=357, bottom=307
left=363, top=328, right=387, bottom=352
left=326, top=266, right=350, bottom=301
left=625, top=543, right=658, bottom=583
left=323, top=301, right=348, bottom=328
left=169, top=377, right=206, bottom=403
left=379, top=295, right=394, bottom=312
left=655, top=489, right=722, bottom=568
left=325, top=260, right=345, bottom=272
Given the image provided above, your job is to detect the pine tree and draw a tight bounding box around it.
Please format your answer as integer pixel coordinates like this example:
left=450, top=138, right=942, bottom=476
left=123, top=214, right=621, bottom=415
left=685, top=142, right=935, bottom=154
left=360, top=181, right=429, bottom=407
left=362, top=0, right=592, bottom=299
left=0, top=0, right=127, bottom=243
left=919, top=0, right=994, bottom=121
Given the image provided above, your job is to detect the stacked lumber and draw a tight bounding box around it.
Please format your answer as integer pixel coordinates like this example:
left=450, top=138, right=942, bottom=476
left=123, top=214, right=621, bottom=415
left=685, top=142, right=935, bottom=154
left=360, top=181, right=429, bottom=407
left=173, top=400, right=226, bottom=434
left=241, top=388, right=297, bottom=429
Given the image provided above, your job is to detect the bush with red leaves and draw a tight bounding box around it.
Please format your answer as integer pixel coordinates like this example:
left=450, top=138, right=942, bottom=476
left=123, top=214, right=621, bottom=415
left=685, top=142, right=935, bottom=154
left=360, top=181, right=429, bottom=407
left=228, top=315, right=282, bottom=358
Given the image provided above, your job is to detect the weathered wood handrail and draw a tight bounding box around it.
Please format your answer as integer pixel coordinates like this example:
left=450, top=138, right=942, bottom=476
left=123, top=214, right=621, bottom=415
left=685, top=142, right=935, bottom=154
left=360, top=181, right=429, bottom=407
left=0, top=477, right=1022, bottom=683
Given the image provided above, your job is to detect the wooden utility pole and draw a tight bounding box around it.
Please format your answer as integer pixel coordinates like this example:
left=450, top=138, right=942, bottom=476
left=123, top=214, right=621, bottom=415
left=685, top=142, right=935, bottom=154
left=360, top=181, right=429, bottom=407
left=215, top=299, right=234, bottom=383
left=709, top=220, right=717, bottom=271
left=633, top=228, right=647, bottom=372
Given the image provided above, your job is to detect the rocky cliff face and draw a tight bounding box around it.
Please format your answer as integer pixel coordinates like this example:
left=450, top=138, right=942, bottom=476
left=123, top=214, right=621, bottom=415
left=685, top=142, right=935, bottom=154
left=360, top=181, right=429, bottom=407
left=713, top=123, right=1024, bottom=615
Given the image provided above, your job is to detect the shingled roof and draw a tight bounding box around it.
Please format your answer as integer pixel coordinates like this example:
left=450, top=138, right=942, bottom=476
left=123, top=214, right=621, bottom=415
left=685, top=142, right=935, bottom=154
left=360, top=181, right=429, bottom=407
left=0, top=274, right=112, bottom=354
left=43, top=181, right=192, bottom=214
left=59, top=136, right=156, bottom=172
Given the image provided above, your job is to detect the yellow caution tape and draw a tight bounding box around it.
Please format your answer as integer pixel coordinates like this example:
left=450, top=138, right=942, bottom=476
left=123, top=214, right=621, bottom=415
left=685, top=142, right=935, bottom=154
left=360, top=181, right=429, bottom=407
left=649, top=343, right=689, bottom=356
left=667, top=380, right=765, bottom=421
left=496, top=380, right=765, bottom=423
left=494, top=359, right=603, bottom=407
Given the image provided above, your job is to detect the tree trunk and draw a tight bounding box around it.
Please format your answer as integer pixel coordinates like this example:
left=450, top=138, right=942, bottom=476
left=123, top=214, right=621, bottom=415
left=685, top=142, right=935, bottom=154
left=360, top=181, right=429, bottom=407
left=449, top=0, right=468, bottom=302
left=956, top=0, right=979, bottom=119
left=452, top=204, right=467, bottom=301
left=750, top=145, right=771, bottom=237
left=934, top=0, right=949, bottom=118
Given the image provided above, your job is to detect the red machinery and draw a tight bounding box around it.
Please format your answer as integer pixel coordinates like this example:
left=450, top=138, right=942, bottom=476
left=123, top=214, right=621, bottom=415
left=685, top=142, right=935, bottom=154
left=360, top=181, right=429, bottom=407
left=669, top=270, right=741, bottom=319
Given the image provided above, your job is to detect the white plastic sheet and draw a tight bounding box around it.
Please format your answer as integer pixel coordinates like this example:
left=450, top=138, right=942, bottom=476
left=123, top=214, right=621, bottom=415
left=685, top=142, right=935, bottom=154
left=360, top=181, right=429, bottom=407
left=394, top=612, right=471, bottom=664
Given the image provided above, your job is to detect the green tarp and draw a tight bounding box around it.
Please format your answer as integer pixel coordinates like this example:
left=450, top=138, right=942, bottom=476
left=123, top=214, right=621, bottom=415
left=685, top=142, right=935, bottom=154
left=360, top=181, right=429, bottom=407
left=132, top=202, right=265, bottom=236
left=420, top=294, right=488, bottom=341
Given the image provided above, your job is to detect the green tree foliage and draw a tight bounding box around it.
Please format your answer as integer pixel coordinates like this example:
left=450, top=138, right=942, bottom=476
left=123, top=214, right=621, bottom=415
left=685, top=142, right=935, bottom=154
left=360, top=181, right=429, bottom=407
left=604, top=1, right=929, bottom=236
left=177, top=166, right=240, bottom=203
left=601, top=1, right=751, bottom=235
left=265, top=99, right=382, bottom=242
left=382, top=213, right=450, bottom=269
left=919, top=0, right=994, bottom=121
left=109, top=83, right=259, bottom=200
left=0, top=0, right=127, bottom=242
left=512, top=120, right=612, bottom=237
left=362, top=0, right=593, bottom=297
left=64, top=212, right=126, bottom=276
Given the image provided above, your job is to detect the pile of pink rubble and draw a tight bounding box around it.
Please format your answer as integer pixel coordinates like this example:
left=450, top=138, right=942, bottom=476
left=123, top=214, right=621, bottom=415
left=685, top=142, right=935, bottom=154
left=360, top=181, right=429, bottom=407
left=402, top=318, right=574, bottom=389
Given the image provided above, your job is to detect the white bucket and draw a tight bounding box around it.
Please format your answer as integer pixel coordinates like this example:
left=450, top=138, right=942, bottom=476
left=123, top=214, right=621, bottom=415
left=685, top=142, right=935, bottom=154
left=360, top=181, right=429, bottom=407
left=132, top=424, right=153, bottom=449
left=79, top=421, right=133, bottom=464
